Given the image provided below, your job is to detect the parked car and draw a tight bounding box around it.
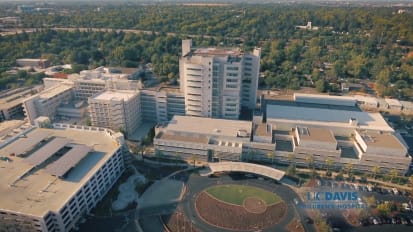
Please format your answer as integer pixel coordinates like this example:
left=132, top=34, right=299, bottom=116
left=367, top=185, right=373, bottom=192
left=392, top=188, right=399, bottom=195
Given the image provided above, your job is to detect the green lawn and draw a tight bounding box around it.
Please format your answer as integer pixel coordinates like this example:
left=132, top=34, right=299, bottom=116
left=205, top=184, right=282, bottom=206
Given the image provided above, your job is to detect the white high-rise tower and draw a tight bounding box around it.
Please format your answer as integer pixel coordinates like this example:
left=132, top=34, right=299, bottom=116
left=179, top=39, right=261, bottom=119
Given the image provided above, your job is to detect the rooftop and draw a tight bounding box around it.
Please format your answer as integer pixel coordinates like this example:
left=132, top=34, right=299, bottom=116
left=157, top=132, right=209, bottom=144
left=92, top=90, right=138, bottom=101
left=0, top=126, right=120, bottom=217
left=0, top=87, right=40, bottom=109
left=161, top=115, right=252, bottom=138
left=267, top=104, right=393, bottom=132
left=0, top=120, right=30, bottom=143
left=297, top=127, right=337, bottom=143
left=254, top=123, right=272, bottom=137
left=294, top=93, right=357, bottom=106
left=357, top=130, right=407, bottom=151
left=353, top=95, right=378, bottom=105
left=193, top=47, right=242, bottom=57
left=384, top=98, right=402, bottom=107
left=39, top=84, right=73, bottom=99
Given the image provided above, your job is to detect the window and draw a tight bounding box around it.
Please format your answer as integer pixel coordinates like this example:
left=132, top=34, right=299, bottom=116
left=226, top=79, right=238, bottom=83
left=187, top=68, right=202, bottom=71
left=226, top=66, right=239, bottom=71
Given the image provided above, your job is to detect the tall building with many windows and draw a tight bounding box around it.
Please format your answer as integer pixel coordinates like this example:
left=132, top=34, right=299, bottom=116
left=88, top=90, right=141, bottom=136
left=180, top=39, right=261, bottom=119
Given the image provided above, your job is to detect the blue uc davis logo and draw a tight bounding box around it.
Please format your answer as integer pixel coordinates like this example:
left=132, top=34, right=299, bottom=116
left=306, top=191, right=358, bottom=201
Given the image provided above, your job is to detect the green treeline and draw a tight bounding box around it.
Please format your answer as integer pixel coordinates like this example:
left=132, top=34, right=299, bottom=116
left=0, top=4, right=412, bottom=99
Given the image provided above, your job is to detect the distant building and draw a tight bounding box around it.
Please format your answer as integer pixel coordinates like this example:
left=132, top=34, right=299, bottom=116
left=0, top=86, right=41, bottom=122
left=0, top=123, right=124, bottom=232
left=294, top=93, right=357, bottom=107
left=88, top=90, right=141, bottom=136
left=180, top=39, right=261, bottom=119
left=140, top=86, right=185, bottom=123
left=384, top=98, right=403, bottom=111
left=341, top=82, right=364, bottom=93
left=16, top=58, right=50, bottom=69
left=17, top=5, right=35, bottom=13
left=22, top=84, right=74, bottom=124
left=0, top=17, right=21, bottom=28
left=296, top=21, right=319, bottom=30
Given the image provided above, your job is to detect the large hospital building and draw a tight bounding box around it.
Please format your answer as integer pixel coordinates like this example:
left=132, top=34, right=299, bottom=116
left=180, top=39, right=261, bottom=119
left=155, top=99, right=411, bottom=174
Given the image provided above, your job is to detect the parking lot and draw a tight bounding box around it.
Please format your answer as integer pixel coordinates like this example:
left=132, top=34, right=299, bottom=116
left=314, top=178, right=413, bottom=231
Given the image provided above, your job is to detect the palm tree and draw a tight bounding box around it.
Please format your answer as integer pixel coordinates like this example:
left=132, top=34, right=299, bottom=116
left=190, top=154, right=197, bottom=167
left=306, top=154, right=315, bottom=170
left=287, top=153, right=295, bottom=165
left=388, top=169, right=398, bottom=183
left=344, top=163, right=353, bottom=176
left=267, top=151, right=275, bottom=165
left=371, top=166, right=381, bottom=179
left=325, top=158, right=333, bottom=172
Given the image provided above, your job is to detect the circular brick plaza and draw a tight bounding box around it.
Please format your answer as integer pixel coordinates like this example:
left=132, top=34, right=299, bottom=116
left=194, top=184, right=287, bottom=231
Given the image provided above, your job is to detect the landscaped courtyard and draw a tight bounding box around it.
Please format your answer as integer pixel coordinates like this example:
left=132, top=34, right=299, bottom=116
left=195, top=184, right=287, bottom=231
left=205, top=184, right=282, bottom=206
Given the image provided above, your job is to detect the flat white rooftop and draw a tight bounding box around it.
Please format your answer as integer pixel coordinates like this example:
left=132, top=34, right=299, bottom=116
left=294, top=93, right=357, bottom=106
left=384, top=98, right=402, bottom=107
left=193, top=47, right=242, bottom=56
left=39, top=84, right=73, bottom=99
left=353, top=95, right=378, bottom=105
left=0, top=127, right=120, bottom=218
left=297, top=127, right=336, bottom=143
left=162, top=115, right=252, bottom=138
left=267, top=104, right=393, bottom=132
left=401, top=101, right=413, bottom=109
left=92, top=90, right=138, bottom=101
left=358, top=130, right=407, bottom=151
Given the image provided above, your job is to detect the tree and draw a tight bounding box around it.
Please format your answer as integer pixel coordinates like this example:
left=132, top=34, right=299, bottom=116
left=306, top=154, right=315, bottom=170
left=344, top=163, right=353, bottom=176
left=388, top=168, right=398, bottom=183
left=371, top=166, right=381, bottom=179
left=365, top=195, right=376, bottom=207
left=325, top=158, right=333, bottom=172
left=266, top=151, right=275, bottom=165
left=190, top=154, right=197, bottom=167
left=377, top=202, right=392, bottom=216
left=286, top=164, right=296, bottom=176
left=287, top=153, right=295, bottom=165
left=315, top=79, right=328, bottom=93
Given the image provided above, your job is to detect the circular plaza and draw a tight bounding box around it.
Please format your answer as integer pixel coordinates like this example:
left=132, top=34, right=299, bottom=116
left=194, top=184, right=287, bottom=231
left=137, top=164, right=307, bottom=232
